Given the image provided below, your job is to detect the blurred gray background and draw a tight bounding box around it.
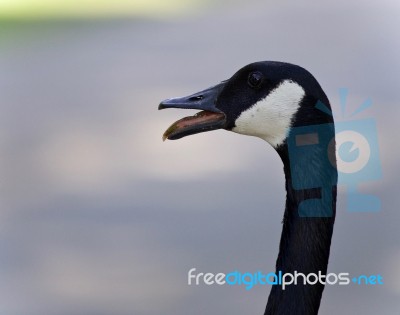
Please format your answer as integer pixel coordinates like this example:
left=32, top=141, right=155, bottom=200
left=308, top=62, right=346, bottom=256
left=1, top=0, right=399, bottom=314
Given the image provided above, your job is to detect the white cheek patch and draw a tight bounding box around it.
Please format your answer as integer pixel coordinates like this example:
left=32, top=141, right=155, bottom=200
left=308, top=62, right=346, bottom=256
left=232, top=80, right=305, bottom=147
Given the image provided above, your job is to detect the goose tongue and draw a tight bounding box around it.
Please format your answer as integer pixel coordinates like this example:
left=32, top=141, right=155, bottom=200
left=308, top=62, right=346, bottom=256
left=162, top=110, right=226, bottom=141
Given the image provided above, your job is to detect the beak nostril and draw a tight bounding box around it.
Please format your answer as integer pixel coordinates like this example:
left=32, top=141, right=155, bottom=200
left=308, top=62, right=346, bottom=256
left=188, top=95, right=204, bottom=101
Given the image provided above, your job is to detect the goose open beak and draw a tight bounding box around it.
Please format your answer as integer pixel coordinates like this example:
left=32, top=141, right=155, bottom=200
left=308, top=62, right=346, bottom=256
left=158, top=83, right=226, bottom=140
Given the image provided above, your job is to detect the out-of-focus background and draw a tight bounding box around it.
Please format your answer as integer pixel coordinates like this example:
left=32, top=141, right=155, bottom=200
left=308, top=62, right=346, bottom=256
left=1, top=0, right=399, bottom=314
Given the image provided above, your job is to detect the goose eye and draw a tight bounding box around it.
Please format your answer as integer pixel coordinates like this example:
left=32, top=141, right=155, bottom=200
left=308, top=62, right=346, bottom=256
left=248, top=71, right=263, bottom=88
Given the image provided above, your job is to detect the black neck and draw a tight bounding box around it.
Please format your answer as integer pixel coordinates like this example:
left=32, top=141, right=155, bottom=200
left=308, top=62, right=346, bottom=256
left=264, top=141, right=337, bottom=315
